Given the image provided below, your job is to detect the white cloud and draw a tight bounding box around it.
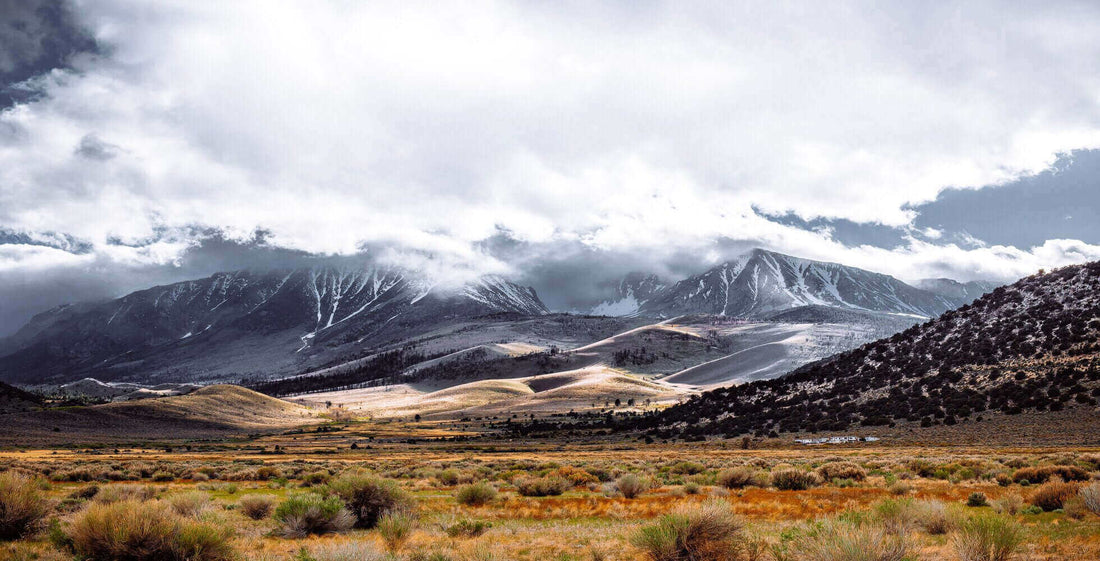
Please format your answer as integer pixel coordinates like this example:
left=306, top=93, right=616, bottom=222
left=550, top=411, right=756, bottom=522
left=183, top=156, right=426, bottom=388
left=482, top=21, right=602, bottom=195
left=0, top=1, right=1099, bottom=289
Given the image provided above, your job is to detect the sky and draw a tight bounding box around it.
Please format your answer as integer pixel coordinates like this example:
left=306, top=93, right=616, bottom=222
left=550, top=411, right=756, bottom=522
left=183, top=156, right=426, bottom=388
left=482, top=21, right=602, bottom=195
left=2, top=0, right=1100, bottom=333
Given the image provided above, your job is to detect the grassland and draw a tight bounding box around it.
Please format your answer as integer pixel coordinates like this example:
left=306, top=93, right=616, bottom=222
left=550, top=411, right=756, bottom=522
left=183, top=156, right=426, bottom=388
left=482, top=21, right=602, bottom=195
left=1, top=428, right=1099, bottom=561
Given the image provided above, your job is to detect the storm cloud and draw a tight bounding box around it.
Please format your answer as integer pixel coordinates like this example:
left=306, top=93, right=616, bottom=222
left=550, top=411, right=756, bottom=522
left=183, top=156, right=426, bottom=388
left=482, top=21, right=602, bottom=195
left=2, top=1, right=1100, bottom=334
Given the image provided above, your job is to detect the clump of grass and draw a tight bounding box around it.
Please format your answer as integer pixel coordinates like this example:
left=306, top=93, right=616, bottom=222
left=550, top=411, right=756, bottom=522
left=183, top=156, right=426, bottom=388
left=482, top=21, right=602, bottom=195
left=873, top=498, right=916, bottom=535
left=455, top=482, right=498, bottom=506
left=297, top=542, right=388, bottom=561
left=770, top=469, right=820, bottom=491
left=377, top=510, right=415, bottom=553
left=327, top=472, right=413, bottom=528
left=817, top=461, right=867, bottom=482
left=1079, top=482, right=1100, bottom=515
left=966, top=492, right=989, bottom=507
left=1063, top=497, right=1088, bottom=519
left=168, top=491, right=212, bottom=518
left=914, top=500, right=955, bottom=535
left=238, top=495, right=276, bottom=520
left=683, top=482, right=702, bottom=495
left=616, top=474, right=651, bottom=499
left=716, top=466, right=762, bottom=489
left=887, top=481, right=912, bottom=495
left=631, top=499, right=744, bottom=561
left=0, top=471, right=49, bottom=541
left=445, top=518, right=490, bottom=538
left=274, top=494, right=355, bottom=538
left=515, top=476, right=569, bottom=497
left=1029, top=479, right=1079, bottom=511
left=991, top=494, right=1023, bottom=516
left=1012, top=465, right=1089, bottom=484
left=952, top=514, right=1022, bottom=561
left=151, top=471, right=175, bottom=483
left=789, top=518, right=911, bottom=561
left=66, top=499, right=234, bottom=561
left=94, top=484, right=156, bottom=503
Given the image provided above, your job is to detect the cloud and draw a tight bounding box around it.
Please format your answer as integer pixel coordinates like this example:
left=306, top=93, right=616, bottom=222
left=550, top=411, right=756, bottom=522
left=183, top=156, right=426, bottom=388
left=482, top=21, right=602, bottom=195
left=1, top=1, right=1100, bottom=331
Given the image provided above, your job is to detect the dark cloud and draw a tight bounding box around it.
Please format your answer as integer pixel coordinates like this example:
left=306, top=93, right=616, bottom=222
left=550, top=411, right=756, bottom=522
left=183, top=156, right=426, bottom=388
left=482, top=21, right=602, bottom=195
left=0, top=0, right=99, bottom=109
left=73, top=133, right=118, bottom=160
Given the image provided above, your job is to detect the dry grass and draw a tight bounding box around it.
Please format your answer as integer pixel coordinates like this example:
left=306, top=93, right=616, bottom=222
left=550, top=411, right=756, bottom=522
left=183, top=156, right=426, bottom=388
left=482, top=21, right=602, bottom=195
left=0, top=471, right=48, bottom=541
left=631, top=499, right=744, bottom=561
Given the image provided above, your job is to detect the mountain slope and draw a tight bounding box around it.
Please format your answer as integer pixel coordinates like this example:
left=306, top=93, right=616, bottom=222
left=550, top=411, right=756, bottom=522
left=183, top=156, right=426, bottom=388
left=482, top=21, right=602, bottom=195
left=636, top=249, right=976, bottom=319
left=647, top=262, right=1100, bottom=438
left=590, top=273, right=669, bottom=316
left=0, top=266, right=547, bottom=385
left=916, top=278, right=997, bottom=305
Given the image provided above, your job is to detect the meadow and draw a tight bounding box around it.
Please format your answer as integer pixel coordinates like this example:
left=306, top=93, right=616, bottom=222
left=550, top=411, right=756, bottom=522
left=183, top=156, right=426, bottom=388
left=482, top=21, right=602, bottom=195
left=1, top=440, right=1099, bottom=561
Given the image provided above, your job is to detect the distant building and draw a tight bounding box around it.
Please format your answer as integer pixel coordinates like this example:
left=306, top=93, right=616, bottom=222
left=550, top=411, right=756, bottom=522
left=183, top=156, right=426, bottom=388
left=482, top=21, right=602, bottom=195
left=794, top=435, right=879, bottom=445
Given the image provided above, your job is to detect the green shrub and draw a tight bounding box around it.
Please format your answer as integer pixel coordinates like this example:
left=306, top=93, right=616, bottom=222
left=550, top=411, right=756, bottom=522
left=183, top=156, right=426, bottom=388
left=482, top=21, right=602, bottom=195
left=771, top=469, right=820, bottom=491
left=238, top=495, right=276, bottom=520
left=66, top=499, right=234, bottom=561
left=168, top=491, right=212, bottom=518
left=437, top=469, right=461, bottom=486
left=515, top=476, right=569, bottom=497
left=991, top=494, right=1023, bottom=516
left=151, top=471, right=175, bottom=483
left=616, top=474, right=651, bottom=499
left=967, top=492, right=988, bottom=507
left=1012, top=465, right=1089, bottom=484
left=716, top=466, right=760, bottom=489
left=455, top=482, right=498, bottom=506
left=274, top=494, right=355, bottom=538
left=327, top=473, right=413, bottom=529
left=952, top=514, right=1022, bottom=561
left=301, top=472, right=330, bottom=487
left=377, top=511, right=415, bottom=553
left=0, top=471, right=49, bottom=540
left=631, top=500, right=744, bottom=561
left=445, top=518, right=490, bottom=538
left=669, top=461, right=705, bottom=475
left=1029, top=479, right=1079, bottom=512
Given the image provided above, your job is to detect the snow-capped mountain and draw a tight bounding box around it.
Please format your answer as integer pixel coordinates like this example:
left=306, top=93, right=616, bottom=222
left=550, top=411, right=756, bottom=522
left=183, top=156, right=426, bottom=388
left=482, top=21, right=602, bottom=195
left=589, top=273, right=669, bottom=316
left=635, top=249, right=982, bottom=319
left=916, top=278, right=998, bottom=305
left=0, top=266, right=547, bottom=384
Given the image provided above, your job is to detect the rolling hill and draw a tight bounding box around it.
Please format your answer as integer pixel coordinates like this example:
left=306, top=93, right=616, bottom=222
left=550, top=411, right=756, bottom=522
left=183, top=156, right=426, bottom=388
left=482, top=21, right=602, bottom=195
left=645, top=261, right=1100, bottom=439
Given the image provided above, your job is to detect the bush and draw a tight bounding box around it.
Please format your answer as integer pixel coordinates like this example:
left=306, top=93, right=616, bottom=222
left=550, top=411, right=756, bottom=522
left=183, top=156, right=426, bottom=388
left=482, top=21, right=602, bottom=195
left=716, top=467, right=760, bottom=489
left=551, top=466, right=600, bottom=486
left=445, top=518, right=491, bottom=538
left=790, top=519, right=911, bottom=561
left=631, top=500, right=744, bottom=561
left=327, top=473, right=413, bottom=529
left=952, top=514, right=1022, bottom=561
left=0, top=471, right=49, bottom=540
left=301, top=471, right=330, bottom=487
left=151, top=471, right=175, bottom=483
left=274, top=494, right=355, bottom=538
left=1064, top=497, right=1088, bottom=519
left=991, top=494, right=1023, bottom=516
left=887, top=481, right=912, bottom=495
left=168, top=491, right=212, bottom=518
left=301, top=542, right=388, bottom=561
left=515, top=476, right=569, bottom=497
left=454, top=482, right=497, bottom=506
left=377, top=511, right=415, bottom=553
left=1029, top=479, right=1079, bottom=512
left=967, top=492, right=988, bottom=507
left=1080, top=483, right=1100, bottom=515
left=873, top=498, right=917, bottom=535
left=817, top=461, right=867, bottom=482
left=238, top=495, right=276, bottom=520
left=95, top=484, right=156, bottom=504
left=1012, top=465, right=1089, bottom=484
left=616, top=474, right=651, bottom=499
left=770, top=469, right=820, bottom=491
left=914, top=500, right=955, bottom=535
left=67, top=499, right=234, bottom=561
left=437, top=469, right=461, bottom=486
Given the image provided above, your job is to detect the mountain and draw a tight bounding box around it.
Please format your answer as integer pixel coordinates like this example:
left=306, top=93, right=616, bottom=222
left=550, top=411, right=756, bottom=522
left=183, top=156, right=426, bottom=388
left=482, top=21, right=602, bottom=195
left=635, top=249, right=970, bottom=319
left=916, top=278, right=998, bottom=304
left=0, top=265, right=548, bottom=385
left=589, top=273, right=669, bottom=316
left=645, top=261, right=1100, bottom=439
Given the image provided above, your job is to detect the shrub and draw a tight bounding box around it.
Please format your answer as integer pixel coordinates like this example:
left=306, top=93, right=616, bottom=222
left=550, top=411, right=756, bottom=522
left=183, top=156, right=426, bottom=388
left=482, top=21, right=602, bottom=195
left=169, top=491, right=212, bottom=518
left=1012, top=465, right=1089, bottom=484
left=631, top=500, right=744, bottom=561
left=873, top=498, right=917, bottom=535
left=771, top=469, right=820, bottom=491
left=790, top=519, right=911, bottom=561
left=515, top=476, right=569, bottom=497
left=66, top=499, right=234, bottom=561
left=0, top=471, right=49, bottom=540
left=952, top=514, right=1022, bottom=561
left=991, top=494, right=1023, bottom=516
left=377, top=511, right=415, bottom=553
left=327, top=473, right=413, bottom=529
left=817, top=461, right=867, bottom=482
left=716, top=467, right=759, bottom=489
left=455, top=482, right=497, bottom=506
left=437, top=469, right=461, bottom=486
left=446, top=518, right=491, bottom=538
left=887, top=481, right=912, bottom=496
left=1080, top=483, right=1100, bottom=515
left=274, top=494, right=355, bottom=538
left=616, top=474, right=651, bottom=499
left=683, top=482, right=702, bottom=495
left=238, top=495, right=276, bottom=520
left=967, top=492, right=988, bottom=507
left=1029, top=479, right=1079, bottom=512
left=302, top=542, right=388, bottom=561
left=669, top=461, right=706, bottom=475
left=151, top=471, right=175, bottom=483
left=551, top=466, right=600, bottom=486
left=94, top=484, right=156, bottom=503
left=914, top=500, right=955, bottom=535
left=1063, top=497, right=1088, bottom=519
left=301, top=471, right=330, bottom=487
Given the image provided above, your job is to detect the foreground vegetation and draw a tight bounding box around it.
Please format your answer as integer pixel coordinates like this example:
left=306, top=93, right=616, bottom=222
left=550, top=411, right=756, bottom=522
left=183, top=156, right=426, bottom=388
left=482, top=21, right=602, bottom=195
left=0, top=443, right=1098, bottom=560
